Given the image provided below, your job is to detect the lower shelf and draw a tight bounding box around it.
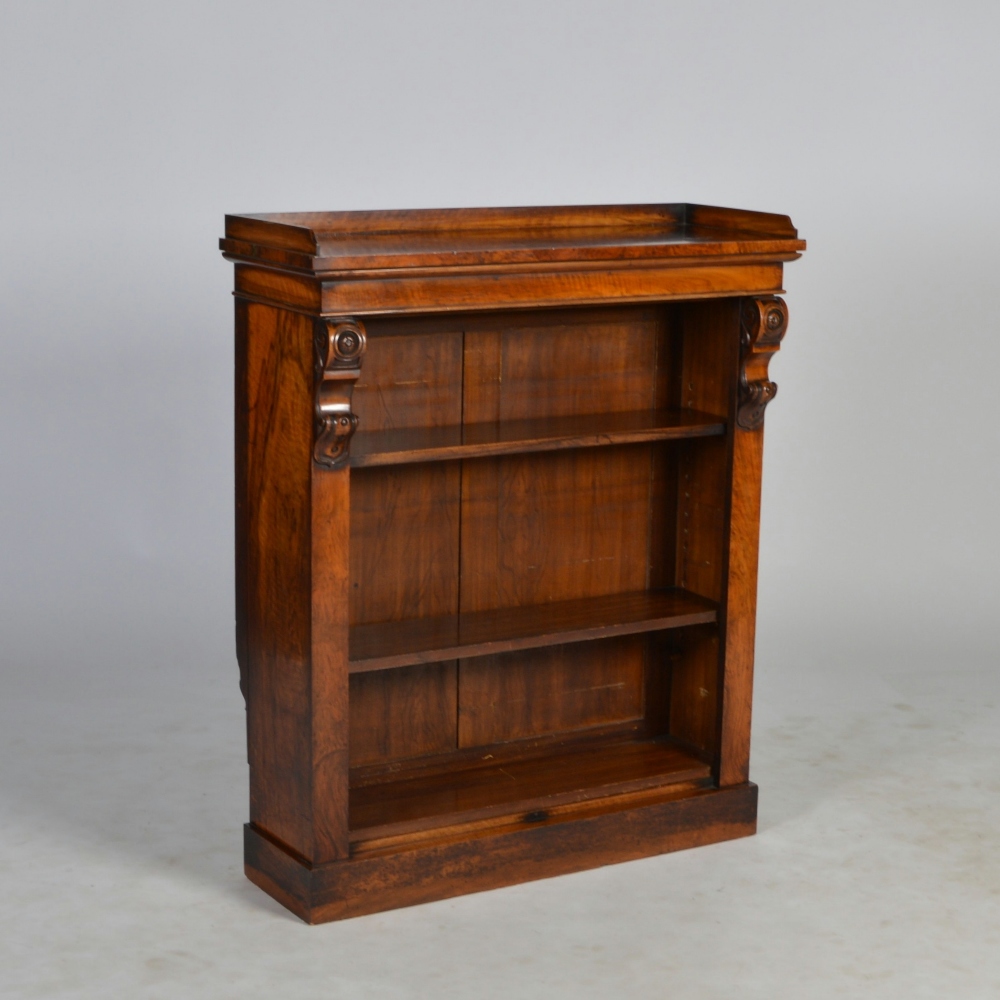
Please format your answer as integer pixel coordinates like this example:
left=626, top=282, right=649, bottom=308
left=349, top=732, right=713, bottom=851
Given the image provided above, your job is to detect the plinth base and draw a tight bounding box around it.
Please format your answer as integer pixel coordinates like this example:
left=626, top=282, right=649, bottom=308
left=244, top=782, right=758, bottom=924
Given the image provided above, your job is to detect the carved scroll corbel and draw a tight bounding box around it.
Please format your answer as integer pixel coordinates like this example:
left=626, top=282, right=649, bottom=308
left=737, top=296, right=787, bottom=430
left=313, top=318, right=366, bottom=469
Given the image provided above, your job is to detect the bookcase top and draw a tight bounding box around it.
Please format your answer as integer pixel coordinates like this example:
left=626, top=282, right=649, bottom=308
left=221, top=203, right=805, bottom=274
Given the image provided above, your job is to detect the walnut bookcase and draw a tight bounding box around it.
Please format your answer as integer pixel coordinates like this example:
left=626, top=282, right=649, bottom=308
left=220, top=203, right=805, bottom=923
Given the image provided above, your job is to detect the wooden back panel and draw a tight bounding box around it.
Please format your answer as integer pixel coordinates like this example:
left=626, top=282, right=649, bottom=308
left=348, top=323, right=465, bottom=766
left=344, top=302, right=740, bottom=767
left=461, top=309, right=661, bottom=747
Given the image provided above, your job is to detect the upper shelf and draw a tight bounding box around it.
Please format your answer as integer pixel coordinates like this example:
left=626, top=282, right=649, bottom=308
left=350, top=407, right=724, bottom=468
left=221, top=202, right=806, bottom=275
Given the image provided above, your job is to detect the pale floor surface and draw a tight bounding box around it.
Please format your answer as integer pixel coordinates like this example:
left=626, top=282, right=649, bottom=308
left=2, top=630, right=998, bottom=999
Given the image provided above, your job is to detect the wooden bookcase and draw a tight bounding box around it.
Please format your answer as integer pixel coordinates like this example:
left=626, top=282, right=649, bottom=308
left=220, top=203, right=805, bottom=922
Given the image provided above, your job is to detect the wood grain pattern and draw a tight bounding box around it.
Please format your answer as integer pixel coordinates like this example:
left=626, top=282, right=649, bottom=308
left=349, top=464, right=460, bottom=626
left=347, top=463, right=461, bottom=775
left=241, top=302, right=315, bottom=858
left=668, top=625, right=723, bottom=753
left=459, top=446, right=655, bottom=612
left=234, top=300, right=249, bottom=707
left=349, top=408, right=724, bottom=467
left=226, top=202, right=803, bottom=920
left=349, top=719, right=655, bottom=787
left=348, top=588, right=717, bottom=672
left=668, top=300, right=742, bottom=758
left=318, top=263, right=786, bottom=316
left=463, top=307, right=661, bottom=422
left=348, top=663, right=458, bottom=767
left=457, top=637, right=647, bottom=746
left=234, top=264, right=320, bottom=310
left=351, top=326, right=463, bottom=433
left=715, top=296, right=787, bottom=784
left=245, top=782, right=758, bottom=923
left=717, top=427, right=763, bottom=785
left=309, top=465, right=351, bottom=860
left=223, top=202, right=803, bottom=272
left=349, top=733, right=709, bottom=841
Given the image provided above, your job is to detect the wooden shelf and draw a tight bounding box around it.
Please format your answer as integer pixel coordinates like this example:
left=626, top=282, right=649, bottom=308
left=349, top=732, right=713, bottom=849
left=348, top=588, right=717, bottom=673
left=349, top=408, right=724, bottom=467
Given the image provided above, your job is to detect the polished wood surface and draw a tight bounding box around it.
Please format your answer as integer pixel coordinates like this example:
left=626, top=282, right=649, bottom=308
left=348, top=663, right=458, bottom=768
left=245, top=782, right=758, bottom=922
left=348, top=588, right=717, bottom=672
left=350, top=408, right=724, bottom=467
left=457, top=637, right=648, bottom=746
left=222, top=202, right=803, bottom=271
left=223, top=204, right=802, bottom=315
left=239, top=302, right=316, bottom=858
left=225, top=201, right=803, bottom=922
left=349, top=733, right=711, bottom=843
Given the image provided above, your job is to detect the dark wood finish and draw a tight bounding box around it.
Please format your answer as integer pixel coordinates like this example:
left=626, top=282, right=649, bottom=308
left=349, top=464, right=460, bottom=626
left=315, top=263, right=786, bottom=316
left=309, top=463, right=351, bottom=860
left=349, top=733, right=711, bottom=843
left=233, top=300, right=249, bottom=706
left=349, top=663, right=458, bottom=768
left=457, top=637, right=647, bottom=746
left=352, top=324, right=464, bottom=432
left=349, top=718, right=655, bottom=787
left=737, top=297, right=787, bottom=430
left=245, top=782, right=758, bottom=923
left=348, top=464, right=461, bottom=768
left=713, top=296, right=789, bottom=785
left=223, top=203, right=803, bottom=271
left=240, top=303, right=321, bottom=860
left=312, top=319, right=367, bottom=469
left=348, top=588, right=717, bottom=672
left=225, top=203, right=802, bottom=922
left=669, top=300, right=741, bottom=757
left=350, top=408, right=724, bottom=467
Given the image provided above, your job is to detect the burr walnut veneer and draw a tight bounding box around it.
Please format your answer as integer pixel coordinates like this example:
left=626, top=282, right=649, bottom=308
left=221, top=203, right=805, bottom=922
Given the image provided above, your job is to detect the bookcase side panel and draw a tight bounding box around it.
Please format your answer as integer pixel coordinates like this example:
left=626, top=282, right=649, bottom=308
left=716, top=294, right=788, bottom=785
left=240, top=301, right=316, bottom=857
left=234, top=300, right=249, bottom=709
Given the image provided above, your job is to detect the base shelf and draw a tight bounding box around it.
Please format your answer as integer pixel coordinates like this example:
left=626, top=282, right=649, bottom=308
left=349, top=731, right=713, bottom=852
left=348, top=587, right=717, bottom=673
left=349, top=407, right=725, bottom=467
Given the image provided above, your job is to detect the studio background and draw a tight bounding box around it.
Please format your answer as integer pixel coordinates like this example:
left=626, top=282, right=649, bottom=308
left=2, top=3, right=998, bottom=997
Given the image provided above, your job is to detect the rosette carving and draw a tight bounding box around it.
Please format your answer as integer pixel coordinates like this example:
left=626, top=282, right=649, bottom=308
left=737, top=296, right=787, bottom=431
left=314, top=318, right=366, bottom=469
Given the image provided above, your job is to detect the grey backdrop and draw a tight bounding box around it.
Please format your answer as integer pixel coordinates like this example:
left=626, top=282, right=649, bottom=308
left=2, top=3, right=999, bottom=997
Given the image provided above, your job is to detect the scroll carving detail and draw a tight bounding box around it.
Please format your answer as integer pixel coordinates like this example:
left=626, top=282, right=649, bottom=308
left=737, top=296, right=787, bottom=431
left=314, top=318, right=366, bottom=469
